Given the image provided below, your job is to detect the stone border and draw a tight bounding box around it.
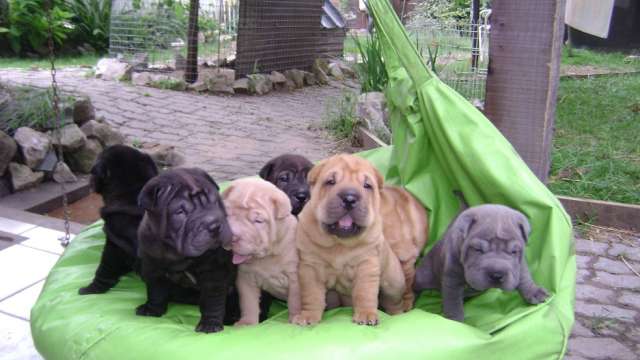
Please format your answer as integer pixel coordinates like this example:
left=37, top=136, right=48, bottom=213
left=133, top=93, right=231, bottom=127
left=0, top=176, right=91, bottom=214
left=356, top=127, right=640, bottom=232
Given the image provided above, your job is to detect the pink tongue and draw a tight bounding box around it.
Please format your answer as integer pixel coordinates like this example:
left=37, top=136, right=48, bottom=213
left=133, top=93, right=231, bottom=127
left=338, top=214, right=354, bottom=229
left=232, top=254, right=251, bottom=265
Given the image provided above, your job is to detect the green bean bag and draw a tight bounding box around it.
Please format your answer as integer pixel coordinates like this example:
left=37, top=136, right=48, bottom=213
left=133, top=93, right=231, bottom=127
left=30, top=1, right=575, bottom=358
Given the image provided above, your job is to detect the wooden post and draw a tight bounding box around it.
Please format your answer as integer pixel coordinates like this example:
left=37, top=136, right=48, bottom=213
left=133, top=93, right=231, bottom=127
left=483, top=0, right=566, bottom=182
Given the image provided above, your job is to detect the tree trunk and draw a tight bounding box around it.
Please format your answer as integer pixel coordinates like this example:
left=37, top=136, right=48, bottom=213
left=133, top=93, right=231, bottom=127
left=185, top=0, right=199, bottom=84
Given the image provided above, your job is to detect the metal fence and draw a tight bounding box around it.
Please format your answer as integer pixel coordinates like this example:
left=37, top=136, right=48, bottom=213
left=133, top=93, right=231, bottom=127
left=405, top=9, right=491, bottom=102
left=109, top=0, right=239, bottom=74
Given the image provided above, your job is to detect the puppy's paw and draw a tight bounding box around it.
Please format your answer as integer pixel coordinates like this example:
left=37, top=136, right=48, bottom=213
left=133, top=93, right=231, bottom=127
left=521, top=285, right=549, bottom=305
left=135, top=303, right=166, bottom=317
left=352, top=309, right=379, bottom=326
left=78, top=283, right=110, bottom=295
left=292, top=311, right=321, bottom=326
left=234, top=318, right=257, bottom=326
left=443, top=310, right=464, bottom=322
left=196, top=319, right=224, bottom=333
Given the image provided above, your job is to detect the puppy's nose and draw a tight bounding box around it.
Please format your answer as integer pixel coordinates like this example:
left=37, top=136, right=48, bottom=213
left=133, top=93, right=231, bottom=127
left=339, top=190, right=360, bottom=209
left=294, top=191, right=309, bottom=203
left=488, top=271, right=505, bottom=283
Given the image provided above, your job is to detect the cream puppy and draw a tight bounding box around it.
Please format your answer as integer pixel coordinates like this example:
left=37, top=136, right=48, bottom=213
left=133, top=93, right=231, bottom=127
left=223, top=178, right=300, bottom=325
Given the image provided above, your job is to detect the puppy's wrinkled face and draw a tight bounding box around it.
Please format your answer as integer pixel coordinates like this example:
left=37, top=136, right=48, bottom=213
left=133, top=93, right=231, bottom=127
left=307, top=154, right=383, bottom=239
left=90, top=145, right=158, bottom=202
left=259, top=154, right=313, bottom=216
left=139, top=168, right=232, bottom=258
left=460, top=210, right=529, bottom=291
left=222, top=178, right=292, bottom=265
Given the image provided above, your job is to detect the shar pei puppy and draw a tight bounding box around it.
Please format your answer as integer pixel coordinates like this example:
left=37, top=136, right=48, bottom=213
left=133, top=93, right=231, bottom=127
left=293, top=154, right=413, bottom=326
left=136, top=168, right=235, bottom=333
left=259, top=154, right=313, bottom=216
left=414, top=204, right=549, bottom=322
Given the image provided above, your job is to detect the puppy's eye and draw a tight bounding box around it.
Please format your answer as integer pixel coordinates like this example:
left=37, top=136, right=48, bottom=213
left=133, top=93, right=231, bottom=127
left=473, top=246, right=484, bottom=253
left=363, top=182, right=372, bottom=190
left=253, top=218, right=265, bottom=224
left=510, top=249, right=520, bottom=255
left=278, top=174, right=289, bottom=183
left=175, top=209, right=185, bottom=215
left=325, top=178, right=336, bottom=186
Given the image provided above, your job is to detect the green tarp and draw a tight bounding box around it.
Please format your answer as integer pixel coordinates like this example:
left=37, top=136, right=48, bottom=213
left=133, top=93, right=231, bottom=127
left=31, top=1, right=575, bottom=358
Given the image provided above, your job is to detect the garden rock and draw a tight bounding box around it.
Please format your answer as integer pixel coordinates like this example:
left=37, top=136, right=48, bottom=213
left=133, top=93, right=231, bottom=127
left=174, top=53, right=186, bottom=71
left=332, top=60, right=356, bottom=78
left=313, top=58, right=330, bottom=74
left=80, top=120, right=125, bottom=147
left=356, top=92, right=391, bottom=143
left=131, top=52, right=149, bottom=70
left=268, top=71, right=287, bottom=86
left=303, top=72, right=317, bottom=86
left=13, top=127, right=51, bottom=169
left=284, top=70, right=305, bottom=88
left=51, top=124, right=87, bottom=151
left=187, top=80, right=208, bottom=92
left=328, top=63, right=345, bottom=80
left=248, top=74, right=272, bottom=95
left=66, top=139, right=102, bottom=174
left=232, top=78, right=250, bottom=94
left=52, top=162, right=77, bottom=184
left=140, top=143, right=186, bottom=168
left=95, top=58, right=132, bottom=81
left=8, top=162, right=44, bottom=191
left=206, top=74, right=234, bottom=94
left=73, top=98, right=95, bottom=126
left=0, top=130, right=17, bottom=176
left=131, top=72, right=154, bottom=86
left=312, top=66, right=330, bottom=85
left=0, top=177, right=11, bottom=198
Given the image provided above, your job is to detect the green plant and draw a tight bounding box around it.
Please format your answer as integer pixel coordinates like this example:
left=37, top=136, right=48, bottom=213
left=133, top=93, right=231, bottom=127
left=324, top=91, right=358, bottom=142
left=353, top=31, right=389, bottom=93
left=0, top=85, right=73, bottom=134
left=149, top=78, right=187, bottom=91
left=0, top=0, right=73, bottom=55
left=64, top=0, right=111, bottom=53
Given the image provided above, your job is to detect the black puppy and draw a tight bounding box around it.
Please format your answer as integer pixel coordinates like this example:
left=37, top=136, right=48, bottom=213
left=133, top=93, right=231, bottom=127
left=136, top=168, right=235, bottom=333
left=79, top=145, right=158, bottom=295
left=259, top=154, right=313, bottom=216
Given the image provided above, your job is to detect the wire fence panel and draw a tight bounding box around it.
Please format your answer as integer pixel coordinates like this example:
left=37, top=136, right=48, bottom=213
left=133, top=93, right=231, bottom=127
left=405, top=11, right=490, bottom=102
left=109, top=0, right=239, bottom=79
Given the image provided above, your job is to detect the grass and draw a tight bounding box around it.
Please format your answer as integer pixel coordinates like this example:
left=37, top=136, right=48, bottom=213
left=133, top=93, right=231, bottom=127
left=549, top=72, right=640, bottom=204
left=324, top=90, right=359, bottom=143
left=0, top=53, right=101, bottom=69
left=561, top=47, right=640, bottom=72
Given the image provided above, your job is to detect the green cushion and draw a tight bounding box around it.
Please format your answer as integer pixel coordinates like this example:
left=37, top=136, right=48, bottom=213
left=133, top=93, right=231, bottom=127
left=31, top=1, right=574, bottom=358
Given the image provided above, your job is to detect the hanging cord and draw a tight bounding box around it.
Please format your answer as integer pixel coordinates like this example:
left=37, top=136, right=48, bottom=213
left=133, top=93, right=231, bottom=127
left=45, top=0, right=72, bottom=247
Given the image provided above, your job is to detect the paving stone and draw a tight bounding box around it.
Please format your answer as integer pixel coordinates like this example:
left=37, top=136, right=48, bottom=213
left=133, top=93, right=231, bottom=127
left=576, top=284, right=616, bottom=302
left=575, top=301, right=637, bottom=322
left=577, top=269, right=591, bottom=283
left=618, top=291, right=640, bottom=310
left=567, top=337, right=636, bottom=360
left=570, top=321, right=594, bottom=337
left=576, top=238, right=609, bottom=255
left=576, top=254, right=593, bottom=268
left=593, top=257, right=635, bottom=275
left=608, top=243, right=640, bottom=262
left=594, top=271, right=640, bottom=290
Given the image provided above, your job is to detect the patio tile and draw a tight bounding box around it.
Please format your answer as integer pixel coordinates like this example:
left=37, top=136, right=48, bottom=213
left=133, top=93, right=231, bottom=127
left=0, top=312, right=42, bottom=360
left=0, top=246, right=59, bottom=300
left=0, top=281, right=45, bottom=320
left=0, top=218, right=36, bottom=236
left=0, top=231, right=28, bottom=251
left=19, top=227, right=74, bottom=255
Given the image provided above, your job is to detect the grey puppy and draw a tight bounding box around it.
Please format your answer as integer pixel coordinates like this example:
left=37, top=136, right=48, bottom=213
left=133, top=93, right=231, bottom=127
left=413, top=204, right=549, bottom=322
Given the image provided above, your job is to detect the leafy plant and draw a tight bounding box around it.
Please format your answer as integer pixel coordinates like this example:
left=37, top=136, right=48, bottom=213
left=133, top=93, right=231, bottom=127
left=149, top=78, right=186, bottom=91
left=353, top=31, right=388, bottom=93
left=324, top=91, right=359, bottom=143
left=0, top=85, right=73, bottom=134
left=0, top=0, right=73, bottom=55
left=64, top=0, right=112, bottom=53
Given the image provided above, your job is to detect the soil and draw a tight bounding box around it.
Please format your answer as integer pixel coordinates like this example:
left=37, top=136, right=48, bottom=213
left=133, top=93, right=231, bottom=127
left=47, top=193, right=103, bottom=225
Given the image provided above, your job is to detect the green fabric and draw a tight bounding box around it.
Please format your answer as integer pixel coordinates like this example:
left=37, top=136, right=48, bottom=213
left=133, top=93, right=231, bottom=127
left=31, top=1, right=575, bottom=358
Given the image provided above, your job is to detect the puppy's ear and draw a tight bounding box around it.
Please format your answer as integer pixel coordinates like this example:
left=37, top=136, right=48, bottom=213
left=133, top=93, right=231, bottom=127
left=371, top=165, right=384, bottom=189
left=307, top=159, right=327, bottom=187
left=451, top=212, right=477, bottom=257
left=514, top=211, right=531, bottom=244
left=138, top=182, right=160, bottom=211
left=272, top=191, right=292, bottom=219
left=141, top=152, right=159, bottom=178
left=259, top=159, right=276, bottom=181
left=221, top=182, right=235, bottom=200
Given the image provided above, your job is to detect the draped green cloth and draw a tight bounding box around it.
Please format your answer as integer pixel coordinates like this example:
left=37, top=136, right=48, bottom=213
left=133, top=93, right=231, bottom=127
left=31, top=1, right=574, bottom=358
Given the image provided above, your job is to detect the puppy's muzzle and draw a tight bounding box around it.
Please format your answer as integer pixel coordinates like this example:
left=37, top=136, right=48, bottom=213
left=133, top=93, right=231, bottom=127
left=294, top=190, right=310, bottom=203
left=338, top=189, right=360, bottom=210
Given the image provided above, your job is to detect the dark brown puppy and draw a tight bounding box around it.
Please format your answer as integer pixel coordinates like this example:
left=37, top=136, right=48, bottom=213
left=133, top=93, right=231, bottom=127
left=259, top=154, right=313, bottom=216
left=136, top=168, right=235, bottom=333
left=79, top=145, right=158, bottom=295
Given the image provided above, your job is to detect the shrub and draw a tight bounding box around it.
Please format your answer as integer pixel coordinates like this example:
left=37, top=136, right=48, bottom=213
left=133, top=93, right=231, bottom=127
left=64, top=0, right=112, bottom=53
left=324, top=91, right=359, bottom=143
left=0, top=84, right=74, bottom=134
left=0, top=0, right=73, bottom=56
